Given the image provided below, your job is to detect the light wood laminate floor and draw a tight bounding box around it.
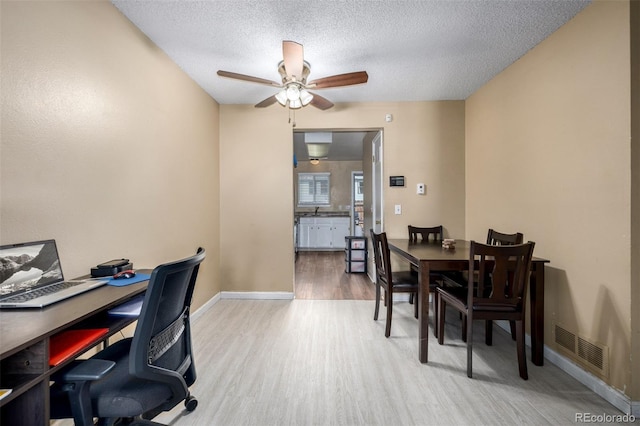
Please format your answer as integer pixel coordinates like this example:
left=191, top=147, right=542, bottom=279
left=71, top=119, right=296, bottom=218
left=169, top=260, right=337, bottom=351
left=151, top=299, right=624, bottom=426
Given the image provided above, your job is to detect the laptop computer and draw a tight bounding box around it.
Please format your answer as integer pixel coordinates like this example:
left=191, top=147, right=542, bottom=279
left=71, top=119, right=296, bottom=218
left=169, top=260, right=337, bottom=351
left=0, top=239, right=107, bottom=308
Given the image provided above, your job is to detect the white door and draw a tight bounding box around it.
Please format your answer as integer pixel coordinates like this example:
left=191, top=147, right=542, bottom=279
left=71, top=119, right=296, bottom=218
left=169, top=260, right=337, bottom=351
left=370, top=131, right=383, bottom=280
left=372, top=132, right=383, bottom=233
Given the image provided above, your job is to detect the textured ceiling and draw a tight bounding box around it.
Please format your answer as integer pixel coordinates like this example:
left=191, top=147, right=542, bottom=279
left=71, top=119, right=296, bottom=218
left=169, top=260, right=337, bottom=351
left=111, top=0, right=591, bottom=107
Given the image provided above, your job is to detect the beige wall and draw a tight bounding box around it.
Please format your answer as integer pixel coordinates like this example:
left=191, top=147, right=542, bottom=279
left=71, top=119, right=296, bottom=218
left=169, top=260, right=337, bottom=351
left=0, top=1, right=221, bottom=309
left=219, top=102, right=465, bottom=293
left=466, top=1, right=633, bottom=396
left=630, top=0, right=640, bottom=403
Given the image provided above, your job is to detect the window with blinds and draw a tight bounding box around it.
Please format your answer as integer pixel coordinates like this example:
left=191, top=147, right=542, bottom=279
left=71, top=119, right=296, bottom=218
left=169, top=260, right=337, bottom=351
left=297, top=173, right=330, bottom=206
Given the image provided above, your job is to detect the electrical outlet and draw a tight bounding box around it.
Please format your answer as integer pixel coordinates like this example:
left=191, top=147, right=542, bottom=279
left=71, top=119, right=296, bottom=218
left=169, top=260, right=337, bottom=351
left=394, top=204, right=402, bottom=215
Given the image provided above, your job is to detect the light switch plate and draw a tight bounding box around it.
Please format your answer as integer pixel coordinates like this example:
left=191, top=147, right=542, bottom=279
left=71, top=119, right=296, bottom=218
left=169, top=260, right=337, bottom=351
left=394, top=204, right=402, bottom=214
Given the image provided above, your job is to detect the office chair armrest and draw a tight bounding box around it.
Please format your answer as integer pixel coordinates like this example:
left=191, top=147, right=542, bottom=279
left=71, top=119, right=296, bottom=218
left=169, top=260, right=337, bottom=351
left=60, top=359, right=116, bottom=381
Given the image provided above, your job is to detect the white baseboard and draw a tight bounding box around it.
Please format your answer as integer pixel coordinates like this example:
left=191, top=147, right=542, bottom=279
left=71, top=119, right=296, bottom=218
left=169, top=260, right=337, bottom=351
left=494, top=321, right=637, bottom=416
left=221, top=291, right=294, bottom=300
left=191, top=291, right=294, bottom=321
left=191, top=291, right=220, bottom=322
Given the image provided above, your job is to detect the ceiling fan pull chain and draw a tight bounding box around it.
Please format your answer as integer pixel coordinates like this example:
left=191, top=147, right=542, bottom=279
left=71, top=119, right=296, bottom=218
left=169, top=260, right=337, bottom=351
left=289, top=108, right=296, bottom=127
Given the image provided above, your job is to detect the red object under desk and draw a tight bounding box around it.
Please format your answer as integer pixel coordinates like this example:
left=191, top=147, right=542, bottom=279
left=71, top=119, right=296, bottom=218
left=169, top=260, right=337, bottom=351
left=49, top=328, right=109, bottom=366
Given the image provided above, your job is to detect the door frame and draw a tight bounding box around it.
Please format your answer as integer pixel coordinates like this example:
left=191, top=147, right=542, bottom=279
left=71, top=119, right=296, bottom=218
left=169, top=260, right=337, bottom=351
left=369, top=131, right=383, bottom=281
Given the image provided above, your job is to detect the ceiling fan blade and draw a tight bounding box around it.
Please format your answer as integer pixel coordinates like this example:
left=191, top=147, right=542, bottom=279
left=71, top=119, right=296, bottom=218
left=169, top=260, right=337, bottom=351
left=308, top=92, right=334, bottom=110
left=282, top=41, right=304, bottom=81
left=307, top=71, right=369, bottom=89
left=217, top=70, right=280, bottom=87
left=255, top=95, right=279, bottom=108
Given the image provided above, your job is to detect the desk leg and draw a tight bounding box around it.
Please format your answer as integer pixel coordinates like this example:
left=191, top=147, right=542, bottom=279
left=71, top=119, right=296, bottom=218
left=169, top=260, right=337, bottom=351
left=418, top=260, right=430, bottom=363
left=530, top=262, right=545, bottom=366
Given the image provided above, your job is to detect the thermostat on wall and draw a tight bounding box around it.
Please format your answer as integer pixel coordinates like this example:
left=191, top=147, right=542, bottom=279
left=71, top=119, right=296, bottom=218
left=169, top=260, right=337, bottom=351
left=390, top=176, right=405, bottom=187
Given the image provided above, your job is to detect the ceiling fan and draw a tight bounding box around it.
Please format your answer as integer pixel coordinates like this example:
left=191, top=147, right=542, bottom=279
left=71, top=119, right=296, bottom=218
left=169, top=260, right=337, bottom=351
left=217, top=40, right=368, bottom=110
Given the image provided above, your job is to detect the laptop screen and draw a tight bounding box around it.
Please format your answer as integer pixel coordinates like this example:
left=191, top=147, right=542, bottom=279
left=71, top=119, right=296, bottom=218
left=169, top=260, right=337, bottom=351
left=0, top=240, right=64, bottom=297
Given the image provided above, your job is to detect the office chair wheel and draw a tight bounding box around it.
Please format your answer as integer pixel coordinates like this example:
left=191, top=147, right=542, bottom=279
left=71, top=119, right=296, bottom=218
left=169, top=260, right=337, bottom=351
left=185, top=395, right=198, bottom=412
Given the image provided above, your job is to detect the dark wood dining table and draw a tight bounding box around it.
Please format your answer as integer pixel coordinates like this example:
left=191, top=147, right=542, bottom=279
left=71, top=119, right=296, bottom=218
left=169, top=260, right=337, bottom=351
left=387, top=238, right=549, bottom=366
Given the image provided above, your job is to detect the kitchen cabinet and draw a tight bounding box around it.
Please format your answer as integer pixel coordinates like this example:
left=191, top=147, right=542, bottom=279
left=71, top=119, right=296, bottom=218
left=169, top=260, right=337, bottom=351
left=298, top=216, right=350, bottom=250
left=331, top=219, right=350, bottom=249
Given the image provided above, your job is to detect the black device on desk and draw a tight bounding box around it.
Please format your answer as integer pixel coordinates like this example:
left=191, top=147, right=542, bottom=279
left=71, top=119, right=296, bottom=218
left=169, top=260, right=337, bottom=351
left=0, top=240, right=107, bottom=309
left=90, top=258, right=133, bottom=277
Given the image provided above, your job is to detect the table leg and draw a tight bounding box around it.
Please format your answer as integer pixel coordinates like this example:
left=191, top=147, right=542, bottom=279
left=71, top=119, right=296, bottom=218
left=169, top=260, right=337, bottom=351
left=529, top=262, right=545, bottom=366
left=418, top=260, right=430, bottom=363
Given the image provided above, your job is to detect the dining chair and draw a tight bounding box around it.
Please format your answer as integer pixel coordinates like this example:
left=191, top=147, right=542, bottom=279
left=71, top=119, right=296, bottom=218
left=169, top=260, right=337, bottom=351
left=442, top=228, right=526, bottom=339
left=407, top=225, right=444, bottom=282
left=407, top=225, right=445, bottom=331
left=486, top=228, right=524, bottom=340
left=408, top=225, right=443, bottom=243
left=436, top=241, right=535, bottom=379
left=486, top=228, right=524, bottom=245
left=370, top=229, right=419, bottom=337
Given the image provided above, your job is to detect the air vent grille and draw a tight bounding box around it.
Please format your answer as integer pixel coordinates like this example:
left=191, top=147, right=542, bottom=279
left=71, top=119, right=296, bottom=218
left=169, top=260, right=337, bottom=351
left=577, top=337, right=605, bottom=370
left=553, top=323, right=609, bottom=378
left=555, top=324, right=576, bottom=352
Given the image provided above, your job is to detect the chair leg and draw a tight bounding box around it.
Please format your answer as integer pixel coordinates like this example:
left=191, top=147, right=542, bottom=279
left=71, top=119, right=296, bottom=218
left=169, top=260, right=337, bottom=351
left=485, top=320, right=493, bottom=346
left=414, top=292, right=418, bottom=319
left=433, top=288, right=439, bottom=338
left=466, top=314, right=473, bottom=378
left=515, top=319, right=529, bottom=380
left=509, top=320, right=517, bottom=341
left=437, top=294, right=445, bottom=345
left=409, top=293, right=414, bottom=304
left=461, top=314, right=467, bottom=342
left=385, top=291, right=393, bottom=337
left=374, top=283, right=381, bottom=320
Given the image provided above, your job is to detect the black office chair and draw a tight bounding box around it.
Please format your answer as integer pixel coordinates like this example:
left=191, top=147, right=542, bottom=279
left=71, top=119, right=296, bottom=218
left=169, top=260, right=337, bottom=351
left=50, top=248, right=206, bottom=426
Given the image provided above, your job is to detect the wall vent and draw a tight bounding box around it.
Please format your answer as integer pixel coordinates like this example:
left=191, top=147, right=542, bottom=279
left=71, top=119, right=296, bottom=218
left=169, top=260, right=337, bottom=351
left=555, top=324, right=576, bottom=352
left=553, top=323, right=609, bottom=378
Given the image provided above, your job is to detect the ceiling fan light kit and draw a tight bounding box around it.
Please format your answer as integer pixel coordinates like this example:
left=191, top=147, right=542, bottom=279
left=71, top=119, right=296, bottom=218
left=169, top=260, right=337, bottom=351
left=276, top=84, right=313, bottom=109
left=217, top=40, right=368, bottom=111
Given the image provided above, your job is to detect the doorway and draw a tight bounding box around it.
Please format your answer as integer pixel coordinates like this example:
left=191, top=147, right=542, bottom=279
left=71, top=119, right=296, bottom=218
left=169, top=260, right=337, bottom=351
left=293, top=129, right=382, bottom=300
